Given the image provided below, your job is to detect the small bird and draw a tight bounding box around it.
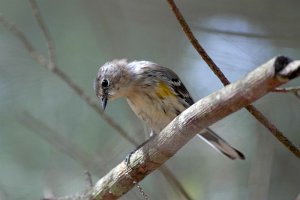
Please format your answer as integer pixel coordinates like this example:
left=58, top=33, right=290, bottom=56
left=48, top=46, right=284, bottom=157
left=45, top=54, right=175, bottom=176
left=94, top=59, right=244, bottom=160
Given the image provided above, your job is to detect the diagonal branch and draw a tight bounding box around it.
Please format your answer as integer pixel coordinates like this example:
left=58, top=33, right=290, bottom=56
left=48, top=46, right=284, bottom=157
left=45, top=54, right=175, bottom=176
left=0, top=6, right=192, bottom=200
left=16, top=111, right=105, bottom=172
left=0, top=14, right=47, bottom=66
left=83, top=57, right=300, bottom=199
left=0, top=12, right=138, bottom=146
left=18, top=110, right=192, bottom=200
left=28, top=0, right=56, bottom=70
left=166, top=0, right=300, bottom=159
left=166, top=0, right=230, bottom=85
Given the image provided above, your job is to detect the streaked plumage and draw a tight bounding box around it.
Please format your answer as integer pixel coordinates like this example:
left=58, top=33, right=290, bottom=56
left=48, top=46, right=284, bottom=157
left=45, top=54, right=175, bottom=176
left=95, top=59, right=244, bottom=160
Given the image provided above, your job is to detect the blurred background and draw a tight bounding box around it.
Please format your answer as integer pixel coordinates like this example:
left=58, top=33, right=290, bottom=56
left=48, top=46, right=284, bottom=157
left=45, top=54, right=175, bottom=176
left=0, top=0, right=299, bottom=199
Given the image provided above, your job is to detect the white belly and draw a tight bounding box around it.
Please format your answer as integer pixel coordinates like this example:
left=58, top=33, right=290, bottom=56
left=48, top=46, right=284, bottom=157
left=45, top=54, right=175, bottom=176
left=127, top=93, right=186, bottom=134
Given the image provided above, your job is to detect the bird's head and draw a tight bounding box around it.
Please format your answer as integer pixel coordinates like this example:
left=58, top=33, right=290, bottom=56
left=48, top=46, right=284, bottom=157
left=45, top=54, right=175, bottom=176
left=94, top=59, right=131, bottom=110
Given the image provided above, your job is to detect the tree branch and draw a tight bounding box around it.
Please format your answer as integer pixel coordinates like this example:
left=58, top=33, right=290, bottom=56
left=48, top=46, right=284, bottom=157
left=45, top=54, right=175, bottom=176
left=0, top=4, right=192, bottom=199
left=0, top=11, right=138, bottom=146
left=28, top=0, right=56, bottom=70
left=16, top=111, right=105, bottom=171
left=273, top=86, right=300, bottom=100
left=81, top=56, right=300, bottom=199
left=166, top=0, right=300, bottom=159
left=18, top=112, right=191, bottom=200
left=0, top=14, right=47, bottom=65
left=273, top=86, right=300, bottom=93
left=166, top=0, right=230, bottom=85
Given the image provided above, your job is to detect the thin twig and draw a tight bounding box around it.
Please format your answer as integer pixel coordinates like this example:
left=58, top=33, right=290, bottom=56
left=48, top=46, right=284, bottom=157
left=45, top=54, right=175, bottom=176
left=28, top=0, right=56, bottom=70
left=18, top=112, right=101, bottom=200
left=0, top=13, right=138, bottom=146
left=84, top=171, right=94, bottom=189
left=0, top=14, right=47, bottom=65
left=248, top=126, right=274, bottom=200
left=275, top=86, right=300, bottom=100
left=273, top=86, right=300, bottom=93
left=166, top=0, right=230, bottom=85
left=245, top=105, right=300, bottom=156
left=294, top=92, right=300, bottom=100
left=42, top=194, right=85, bottom=200
left=166, top=0, right=300, bottom=159
left=51, top=67, right=139, bottom=146
left=17, top=111, right=104, bottom=171
left=159, top=167, right=193, bottom=200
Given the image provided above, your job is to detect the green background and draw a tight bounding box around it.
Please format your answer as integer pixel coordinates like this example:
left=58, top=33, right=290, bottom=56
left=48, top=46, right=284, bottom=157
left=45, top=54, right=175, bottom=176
left=0, top=0, right=299, bottom=199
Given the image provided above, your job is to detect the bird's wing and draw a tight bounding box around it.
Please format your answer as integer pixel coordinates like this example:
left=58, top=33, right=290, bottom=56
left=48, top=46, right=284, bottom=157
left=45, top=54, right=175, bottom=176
left=142, top=64, right=245, bottom=160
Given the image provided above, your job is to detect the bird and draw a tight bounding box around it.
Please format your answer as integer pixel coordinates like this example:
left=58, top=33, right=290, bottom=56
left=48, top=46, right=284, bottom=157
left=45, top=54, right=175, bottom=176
left=94, top=59, right=244, bottom=161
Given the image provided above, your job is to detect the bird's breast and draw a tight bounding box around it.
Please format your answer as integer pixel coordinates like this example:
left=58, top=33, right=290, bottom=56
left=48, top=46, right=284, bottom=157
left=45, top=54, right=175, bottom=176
left=127, top=91, right=186, bottom=134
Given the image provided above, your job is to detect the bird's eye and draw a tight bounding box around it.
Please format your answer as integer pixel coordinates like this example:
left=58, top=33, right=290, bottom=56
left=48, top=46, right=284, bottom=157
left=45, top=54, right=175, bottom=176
left=101, top=79, right=109, bottom=88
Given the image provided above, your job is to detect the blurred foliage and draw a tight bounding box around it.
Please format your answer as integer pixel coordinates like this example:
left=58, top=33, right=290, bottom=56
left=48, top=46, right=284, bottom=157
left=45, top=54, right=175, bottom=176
left=0, top=0, right=299, bottom=199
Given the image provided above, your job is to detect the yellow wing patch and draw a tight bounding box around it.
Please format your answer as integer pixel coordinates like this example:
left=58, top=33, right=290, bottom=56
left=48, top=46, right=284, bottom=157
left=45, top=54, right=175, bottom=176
left=156, top=82, right=175, bottom=98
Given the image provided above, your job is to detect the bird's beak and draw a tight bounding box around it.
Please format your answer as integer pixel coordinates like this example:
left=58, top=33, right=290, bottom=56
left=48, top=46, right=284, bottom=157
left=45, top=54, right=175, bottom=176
left=101, top=95, right=108, bottom=110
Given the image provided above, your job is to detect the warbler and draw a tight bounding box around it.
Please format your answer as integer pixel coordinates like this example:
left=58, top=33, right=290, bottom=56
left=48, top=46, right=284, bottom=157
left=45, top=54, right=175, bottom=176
left=94, top=59, right=244, bottom=160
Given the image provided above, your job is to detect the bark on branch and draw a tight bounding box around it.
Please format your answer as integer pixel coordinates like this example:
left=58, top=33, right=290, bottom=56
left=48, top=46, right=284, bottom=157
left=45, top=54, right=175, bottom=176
left=166, top=0, right=300, bottom=159
left=1, top=7, right=192, bottom=199
left=167, top=0, right=300, bottom=158
left=77, top=56, right=300, bottom=199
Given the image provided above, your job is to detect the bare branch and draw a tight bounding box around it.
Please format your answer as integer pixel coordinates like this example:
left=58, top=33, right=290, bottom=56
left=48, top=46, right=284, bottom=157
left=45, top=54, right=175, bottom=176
left=84, top=171, right=94, bottom=189
left=166, top=0, right=230, bottom=85
left=84, top=57, right=300, bottom=199
left=294, top=92, right=300, bottom=100
left=17, top=111, right=104, bottom=170
left=166, top=0, right=300, bottom=159
left=42, top=194, right=85, bottom=200
left=17, top=112, right=103, bottom=200
left=159, top=167, right=193, bottom=200
left=1, top=7, right=191, bottom=199
left=49, top=67, right=139, bottom=146
left=0, top=14, right=138, bottom=146
left=248, top=127, right=274, bottom=200
left=273, top=86, right=300, bottom=100
left=244, top=105, right=300, bottom=156
left=28, top=0, right=56, bottom=70
left=273, top=86, right=300, bottom=93
left=0, top=13, right=47, bottom=65
left=18, top=111, right=190, bottom=200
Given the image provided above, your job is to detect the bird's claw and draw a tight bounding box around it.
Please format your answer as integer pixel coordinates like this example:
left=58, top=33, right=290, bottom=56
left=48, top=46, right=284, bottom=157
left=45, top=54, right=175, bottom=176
left=125, top=149, right=135, bottom=167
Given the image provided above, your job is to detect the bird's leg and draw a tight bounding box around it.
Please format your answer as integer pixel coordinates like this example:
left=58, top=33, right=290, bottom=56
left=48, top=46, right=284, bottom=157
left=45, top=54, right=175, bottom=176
left=125, top=134, right=157, bottom=167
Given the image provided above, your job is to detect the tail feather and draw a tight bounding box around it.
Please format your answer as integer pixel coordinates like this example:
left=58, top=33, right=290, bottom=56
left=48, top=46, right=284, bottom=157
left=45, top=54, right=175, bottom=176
left=197, top=128, right=245, bottom=160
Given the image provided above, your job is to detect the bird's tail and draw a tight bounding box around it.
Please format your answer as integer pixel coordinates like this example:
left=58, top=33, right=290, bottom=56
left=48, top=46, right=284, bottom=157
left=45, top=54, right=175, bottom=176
left=197, top=128, right=245, bottom=160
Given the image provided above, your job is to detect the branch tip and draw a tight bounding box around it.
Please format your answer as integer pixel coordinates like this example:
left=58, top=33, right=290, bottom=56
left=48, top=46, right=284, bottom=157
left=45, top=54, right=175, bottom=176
left=274, top=56, right=293, bottom=73
left=275, top=58, right=300, bottom=80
